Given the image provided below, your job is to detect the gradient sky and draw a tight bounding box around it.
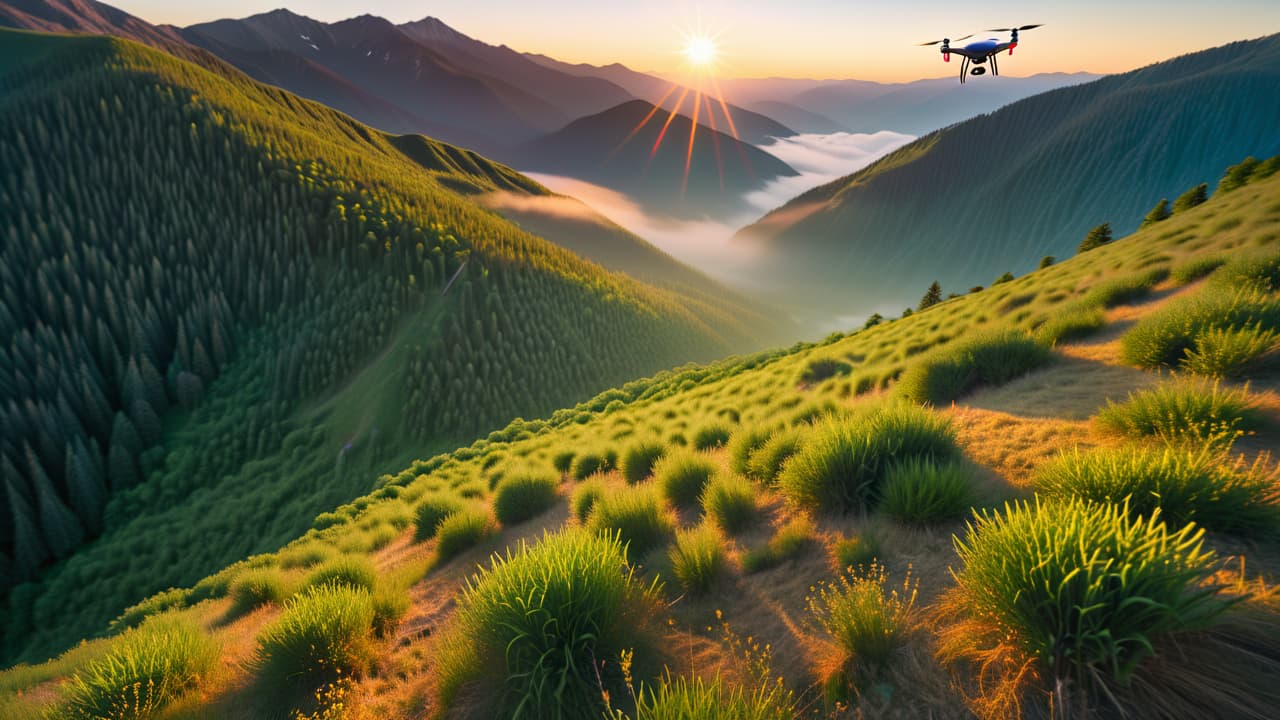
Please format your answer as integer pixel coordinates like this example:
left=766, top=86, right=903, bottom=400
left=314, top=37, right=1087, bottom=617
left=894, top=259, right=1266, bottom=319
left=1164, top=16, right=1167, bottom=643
left=112, top=1, right=1280, bottom=81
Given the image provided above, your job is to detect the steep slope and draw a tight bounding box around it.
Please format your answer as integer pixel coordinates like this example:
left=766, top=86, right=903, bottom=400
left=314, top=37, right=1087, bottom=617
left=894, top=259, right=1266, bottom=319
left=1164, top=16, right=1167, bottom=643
left=5, top=157, right=1278, bottom=719
left=0, top=28, right=784, bottom=660
left=514, top=99, right=799, bottom=217
left=0, top=0, right=182, bottom=48
left=736, top=35, right=1280, bottom=314
left=397, top=16, right=633, bottom=121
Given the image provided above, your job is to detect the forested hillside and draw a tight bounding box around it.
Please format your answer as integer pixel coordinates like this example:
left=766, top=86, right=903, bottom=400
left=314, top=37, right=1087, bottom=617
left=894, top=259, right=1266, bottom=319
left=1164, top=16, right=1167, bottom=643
left=0, top=28, right=778, bottom=661
left=736, top=34, right=1280, bottom=314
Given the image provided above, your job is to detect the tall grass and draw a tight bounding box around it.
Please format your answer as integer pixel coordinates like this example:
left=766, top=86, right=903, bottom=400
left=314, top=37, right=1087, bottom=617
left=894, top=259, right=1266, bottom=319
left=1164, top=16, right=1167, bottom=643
left=668, top=525, right=727, bottom=596
left=1120, top=285, right=1280, bottom=373
left=414, top=494, right=465, bottom=541
left=896, top=331, right=1052, bottom=404
left=807, top=564, right=916, bottom=701
left=252, top=584, right=376, bottom=704
left=587, top=484, right=676, bottom=560
left=1096, top=378, right=1261, bottom=449
left=693, top=423, right=732, bottom=450
left=572, top=449, right=616, bottom=481
left=779, top=404, right=959, bottom=513
left=435, top=508, right=496, bottom=562
left=655, top=450, right=719, bottom=507
left=622, top=439, right=667, bottom=484
left=438, top=529, right=657, bottom=719
left=571, top=477, right=606, bottom=523
left=879, top=458, right=973, bottom=524
left=493, top=471, right=560, bottom=525
left=701, top=474, right=759, bottom=535
left=618, top=672, right=794, bottom=719
left=227, top=568, right=289, bottom=619
left=1081, top=267, right=1168, bottom=308
left=303, top=555, right=378, bottom=593
left=62, top=617, right=217, bottom=720
left=945, top=498, right=1228, bottom=694
left=1036, top=446, right=1280, bottom=537
left=727, top=424, right=773, bottom=478
left=745, top=429, right=802, bottom=485
left=741, top=516, right=815, bottom=573
left=1034, top=304, right=1106, bottom=345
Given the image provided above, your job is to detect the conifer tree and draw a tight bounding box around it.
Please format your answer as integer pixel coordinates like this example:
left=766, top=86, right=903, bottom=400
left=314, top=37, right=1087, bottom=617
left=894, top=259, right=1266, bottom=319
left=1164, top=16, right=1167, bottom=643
left=1140, top=199, right=1170, bottom=228
left=1078, top=223, right=1112, bottom=253
left=918, top=281, right=943, bottom=311
left=1173, top=183, right=1208, bottom=213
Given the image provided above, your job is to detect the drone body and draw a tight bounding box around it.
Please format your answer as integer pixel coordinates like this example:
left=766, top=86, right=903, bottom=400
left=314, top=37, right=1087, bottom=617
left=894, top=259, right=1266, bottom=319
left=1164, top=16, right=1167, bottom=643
left=918, top=25, right=1042, bottom=83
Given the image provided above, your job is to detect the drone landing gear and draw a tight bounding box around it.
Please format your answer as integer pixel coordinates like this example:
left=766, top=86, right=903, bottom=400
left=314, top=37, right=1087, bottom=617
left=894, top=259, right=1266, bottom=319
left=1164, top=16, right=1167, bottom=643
left=991, top=53, right=999, bottom=76
left=959, top=56, right=969, bottom=83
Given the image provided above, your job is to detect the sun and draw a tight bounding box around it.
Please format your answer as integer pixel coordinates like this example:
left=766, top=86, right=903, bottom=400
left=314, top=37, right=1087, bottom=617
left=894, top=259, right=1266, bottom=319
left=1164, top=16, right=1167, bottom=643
left=684, top=35, right=718, bottom=68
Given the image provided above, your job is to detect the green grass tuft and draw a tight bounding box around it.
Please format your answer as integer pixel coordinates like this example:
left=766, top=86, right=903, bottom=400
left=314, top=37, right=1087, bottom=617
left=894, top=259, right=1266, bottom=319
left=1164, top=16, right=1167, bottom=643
left=619, top=672, right=794, bottom=719
left=252, top=584, right=376, bottom=703
left=896, top=331, right=1052, bottom=405
left=830, top=533, right=881, bottom=573
left=414, top=494, right=465, bottom=542
left=727, top=424, right=773, bottom=478
left=1171, top=255, right=1226, bottom=285
left=1082, top=268, right=1168, bottom=308
left=587, top=484, right=676, bottom=560
left=1034, top=304, right=1106, bottom=345
left=668, top=525, right=727, bottom=596
left=741, top=516, right=815, bottom=573
left=621, top=439, right=667, bottom=484
left=435, top=508, right=495, bottom=562
left=1096, top=378, right=1261, bottom=449
left=879, top=458, right=973, bottom=524
left=655, top=450, right=719, bottom=507
left=303, top=555, right=378, bottom=594
left=700, top=474, right=759, bottom=535
left=492, top=471, right=560, bottom=526
left=779, top=404, right=959, bottom=513
left=227, top=569, right=289, bottom=619
left=1120, top=285, right=1280, bottom=372
left=571, top=477, right=607, bottom=523
left=1036, top=446, right=1280, bottom=537
left=745, top=428, right=802, bottom=485
left=572, top=449, right=616, bottom=481
left=807, top=563, right=916, bottom=699
left=693, top=423, right=732, bottom=451
left=62, top=617, right=217, bottom=720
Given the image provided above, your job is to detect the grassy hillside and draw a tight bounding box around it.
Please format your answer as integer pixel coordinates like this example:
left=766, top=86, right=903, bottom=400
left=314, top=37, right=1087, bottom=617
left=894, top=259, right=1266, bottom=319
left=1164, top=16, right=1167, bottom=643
left=0, top=28, right=782, bottom=662
left=5, top=150, right=1277, bottom=718
left=737, top=34, right=1280, bottom=316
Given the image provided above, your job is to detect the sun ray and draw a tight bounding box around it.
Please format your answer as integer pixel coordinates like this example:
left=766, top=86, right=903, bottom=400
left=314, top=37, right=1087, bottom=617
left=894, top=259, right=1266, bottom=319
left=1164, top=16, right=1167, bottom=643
left=610, top=82, right=680, bottom=161
left=650, top=86, right=690, bottom=160
left=703, top=94, right=725, bottom=191
left=683, top=88, right=703, bottom=194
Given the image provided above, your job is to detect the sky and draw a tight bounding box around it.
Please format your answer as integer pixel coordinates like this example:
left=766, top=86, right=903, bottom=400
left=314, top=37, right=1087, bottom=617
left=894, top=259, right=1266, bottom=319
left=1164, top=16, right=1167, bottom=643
left=111, top=0, right=1280, bottom=81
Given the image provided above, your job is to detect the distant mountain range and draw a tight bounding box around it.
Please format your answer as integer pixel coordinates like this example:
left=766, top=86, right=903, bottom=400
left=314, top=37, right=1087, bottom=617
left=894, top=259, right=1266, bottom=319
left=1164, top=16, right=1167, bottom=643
left=736, top=34, right=1280, bottom=314
left=513, top=99, right=799, bottom=217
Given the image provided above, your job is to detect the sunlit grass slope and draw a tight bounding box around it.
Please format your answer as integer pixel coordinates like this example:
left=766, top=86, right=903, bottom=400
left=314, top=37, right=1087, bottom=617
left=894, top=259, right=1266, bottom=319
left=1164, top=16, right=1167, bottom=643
left=0, top=28, right=785, bottom=664
left=5, top=150, right=1278, bottom=719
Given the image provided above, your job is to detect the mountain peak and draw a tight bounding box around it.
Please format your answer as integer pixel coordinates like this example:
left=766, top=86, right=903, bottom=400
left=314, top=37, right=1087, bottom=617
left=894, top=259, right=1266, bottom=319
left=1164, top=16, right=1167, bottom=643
left=400, top=15, right=470, bottom=45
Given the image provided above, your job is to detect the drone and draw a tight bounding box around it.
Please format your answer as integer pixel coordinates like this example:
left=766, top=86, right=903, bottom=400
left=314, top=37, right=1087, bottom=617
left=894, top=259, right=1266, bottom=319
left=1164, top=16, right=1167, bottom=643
left=918, top=25, right=1043, bottom=84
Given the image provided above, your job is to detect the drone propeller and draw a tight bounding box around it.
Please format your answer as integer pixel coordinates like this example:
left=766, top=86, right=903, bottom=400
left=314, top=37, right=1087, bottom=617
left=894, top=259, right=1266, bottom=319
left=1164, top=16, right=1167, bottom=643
left=917, top=34, right=972, bottom=46
left=986, top=24, right=1043, bottom=32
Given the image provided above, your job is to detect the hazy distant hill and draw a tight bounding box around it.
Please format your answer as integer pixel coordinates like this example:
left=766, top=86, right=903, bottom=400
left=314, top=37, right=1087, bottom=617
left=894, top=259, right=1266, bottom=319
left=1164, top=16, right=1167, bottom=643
left=514, top=99, right=799, bottom=217
left=0, top=0, right=193, bottom=57
left=736, top=35, right=1280, bottom=313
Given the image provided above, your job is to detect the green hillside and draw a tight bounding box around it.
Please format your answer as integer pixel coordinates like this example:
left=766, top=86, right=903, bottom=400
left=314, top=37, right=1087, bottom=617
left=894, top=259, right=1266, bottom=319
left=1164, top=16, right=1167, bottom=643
left=737, top=33, right=1280, bottom=316
left=0, top=28, right=782, bottom=662
left=4, top=142, right=1278, bottom=719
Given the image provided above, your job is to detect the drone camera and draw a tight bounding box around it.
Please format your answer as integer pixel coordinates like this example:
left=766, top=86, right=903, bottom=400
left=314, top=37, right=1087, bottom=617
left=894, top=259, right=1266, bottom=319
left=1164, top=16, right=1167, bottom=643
left=970, top=66, right=986, bottom=76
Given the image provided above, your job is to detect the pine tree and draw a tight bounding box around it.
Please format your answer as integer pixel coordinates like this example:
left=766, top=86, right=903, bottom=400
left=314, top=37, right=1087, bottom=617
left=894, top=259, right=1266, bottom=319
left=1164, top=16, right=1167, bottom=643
left=1217, top=157, right=1259, bottom=194
left=1140, top=199, right=1171, bottom=228
left=918, top=281, right=943, bottom=311
left=4, top=478, right=49, bottom=579
left=1172, top=183, right=1208, bottom=213
left=993, top=272, right=1015, bottom=285
left=1078, top=223, right=1112, bottom=253
left=1038, top=256, right=1056, bottom=269
left=31, top=468, right=84, bottom=559
left=65, top=439, right=106, bottom=533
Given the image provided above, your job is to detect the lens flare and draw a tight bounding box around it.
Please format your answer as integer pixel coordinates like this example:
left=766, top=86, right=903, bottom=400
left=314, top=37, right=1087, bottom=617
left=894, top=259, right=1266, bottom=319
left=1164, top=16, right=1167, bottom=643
left=685, top=36, right=717, bottom=67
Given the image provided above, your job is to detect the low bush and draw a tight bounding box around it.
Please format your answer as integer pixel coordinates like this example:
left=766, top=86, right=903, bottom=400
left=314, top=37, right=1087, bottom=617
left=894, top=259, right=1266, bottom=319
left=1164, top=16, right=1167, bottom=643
left=799, top=357, right=853, bottom=385
left=897, top=331, right=1052, bottom=405
left=1036, top=446, right=1280, bottom=537
left=1213, top=250, right=1280, bottom=293
left=1171, top=255, right=1226, bottom=285
left=571, top=477, right=606, bottom=523
left=62, top=617, right=218, bottom=720
left=552, top=450, right=576, bottom=474
left=741, top=516, right=815, bottom=573
left=1120, top=285, right=1280, bottom=372
left=701, top=474, right=759, bottom=535
left=745, top=429, right=802, bottom=485
left=414, top=494, right=465, bottom=541
left=1034, top=304, right=1106, bottom=345
left=437, top=529, right=656, bottom=719
left=304, top=555, right=378, bottom=594
left=880, top=458, right=973, bottom=524
left=572, top=448, right=616, bottom=480
left=807, top=563, right=916, bottom=699
left=1082, top=268, right=1168, bottom=308
left=655, top=451, right=719, bottom=507
left=622, top=439, right=667, bottom=484
left=693, top=423, right=732, bottom=451
left=227, top=568, right=289, bottom=618
left=1182, top=326, right=1278, bottom=377
left=253, top=584, right=376, bottom=703
left=370, top=586, right=410, bottom=639
left=669, top=525, right=727, bottom=596
left=493, top=471, right=560, bottom=525
left=435, top=508, right=495, bottom=562
left=779, top=404, right=959, bottom=513
left=587, top=484, right=675, bottom=560
left=727, top=424, right=773, bottom=478
left=943, top=498, right=1229, bottom=702
left=1096, top=378, right=1261, bottom=449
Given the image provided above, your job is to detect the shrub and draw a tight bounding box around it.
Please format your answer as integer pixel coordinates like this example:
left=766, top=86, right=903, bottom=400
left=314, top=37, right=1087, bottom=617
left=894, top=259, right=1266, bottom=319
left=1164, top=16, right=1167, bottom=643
left=1096, top=378, right=1261, bottom=449
left=1213, top=250, right=1280, bottom=293
left=1182, top=326, right=1278, bottom=377
left=571, top=477, right=606, bottom=523
left=945, top=498, right=1228, bottom=694
left=1141, top=199, right=1171, bottom=228
left=693, top=423, right=732, bottom=450
left=1171, top=255, right=1226, bottom=285
left=304, top=555, right=378, bottom=593
left=1119, top=285, right=1280, bottom=371
left=727, top=424, right=772, bottom=477
left=110, top=588, right=190, bottom=632
left=1078, top=223, right=1113, bottom=253
left=1218, top=156, right=1259, bottom=193
left=741, top=516, right=815, bottom=573
left=62, top=617, right=217, bottom=720
left=669, top=525, right=727, bottom=595
left=880, top=458, right=973, bottom=524
left=621, top=439, right=667, bottom=484
left=799, top=358, right=852, bottom=385
left=552, top=450, right=576, bottom=474
left=435, top=509, right=495, bottom=562
left=700, top=475, right=758, bottom=535
left=587, top=484, right=675, bottom=560
left=1039, top=255, right=1057, bottom=269
left=438, top=530, right=656, bottom=719
left=745, top=429, right=802, bottom=485
left=655, top=450, right=719, bottom=507
left=807, top=564, right=916, bottom=697
left=1034, top=304, right=1106, bottom=345
left=572, top=449, right=614, bottom=480
left=370, top=586, right=410, bottom=639
left=414, top=494, right=465, bottom=541
left=253, top=584, right=376, bottom=701
left=896, top=331, right=1052, bottom=405
left=622, top=672, right=793, bottom=719
left=1083, top=268, right=1168, bottom=308
left=1036, top=446, right=1279, bottom=537
left=779, top=404, right=959, bottom=513
left=493, top=471, right=560, bottom=525
left=228, top=569, right=289, bottom=618
left=1172, top=183, right=1208, bottom=213
left=831, top=533, right=881, bottom=573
